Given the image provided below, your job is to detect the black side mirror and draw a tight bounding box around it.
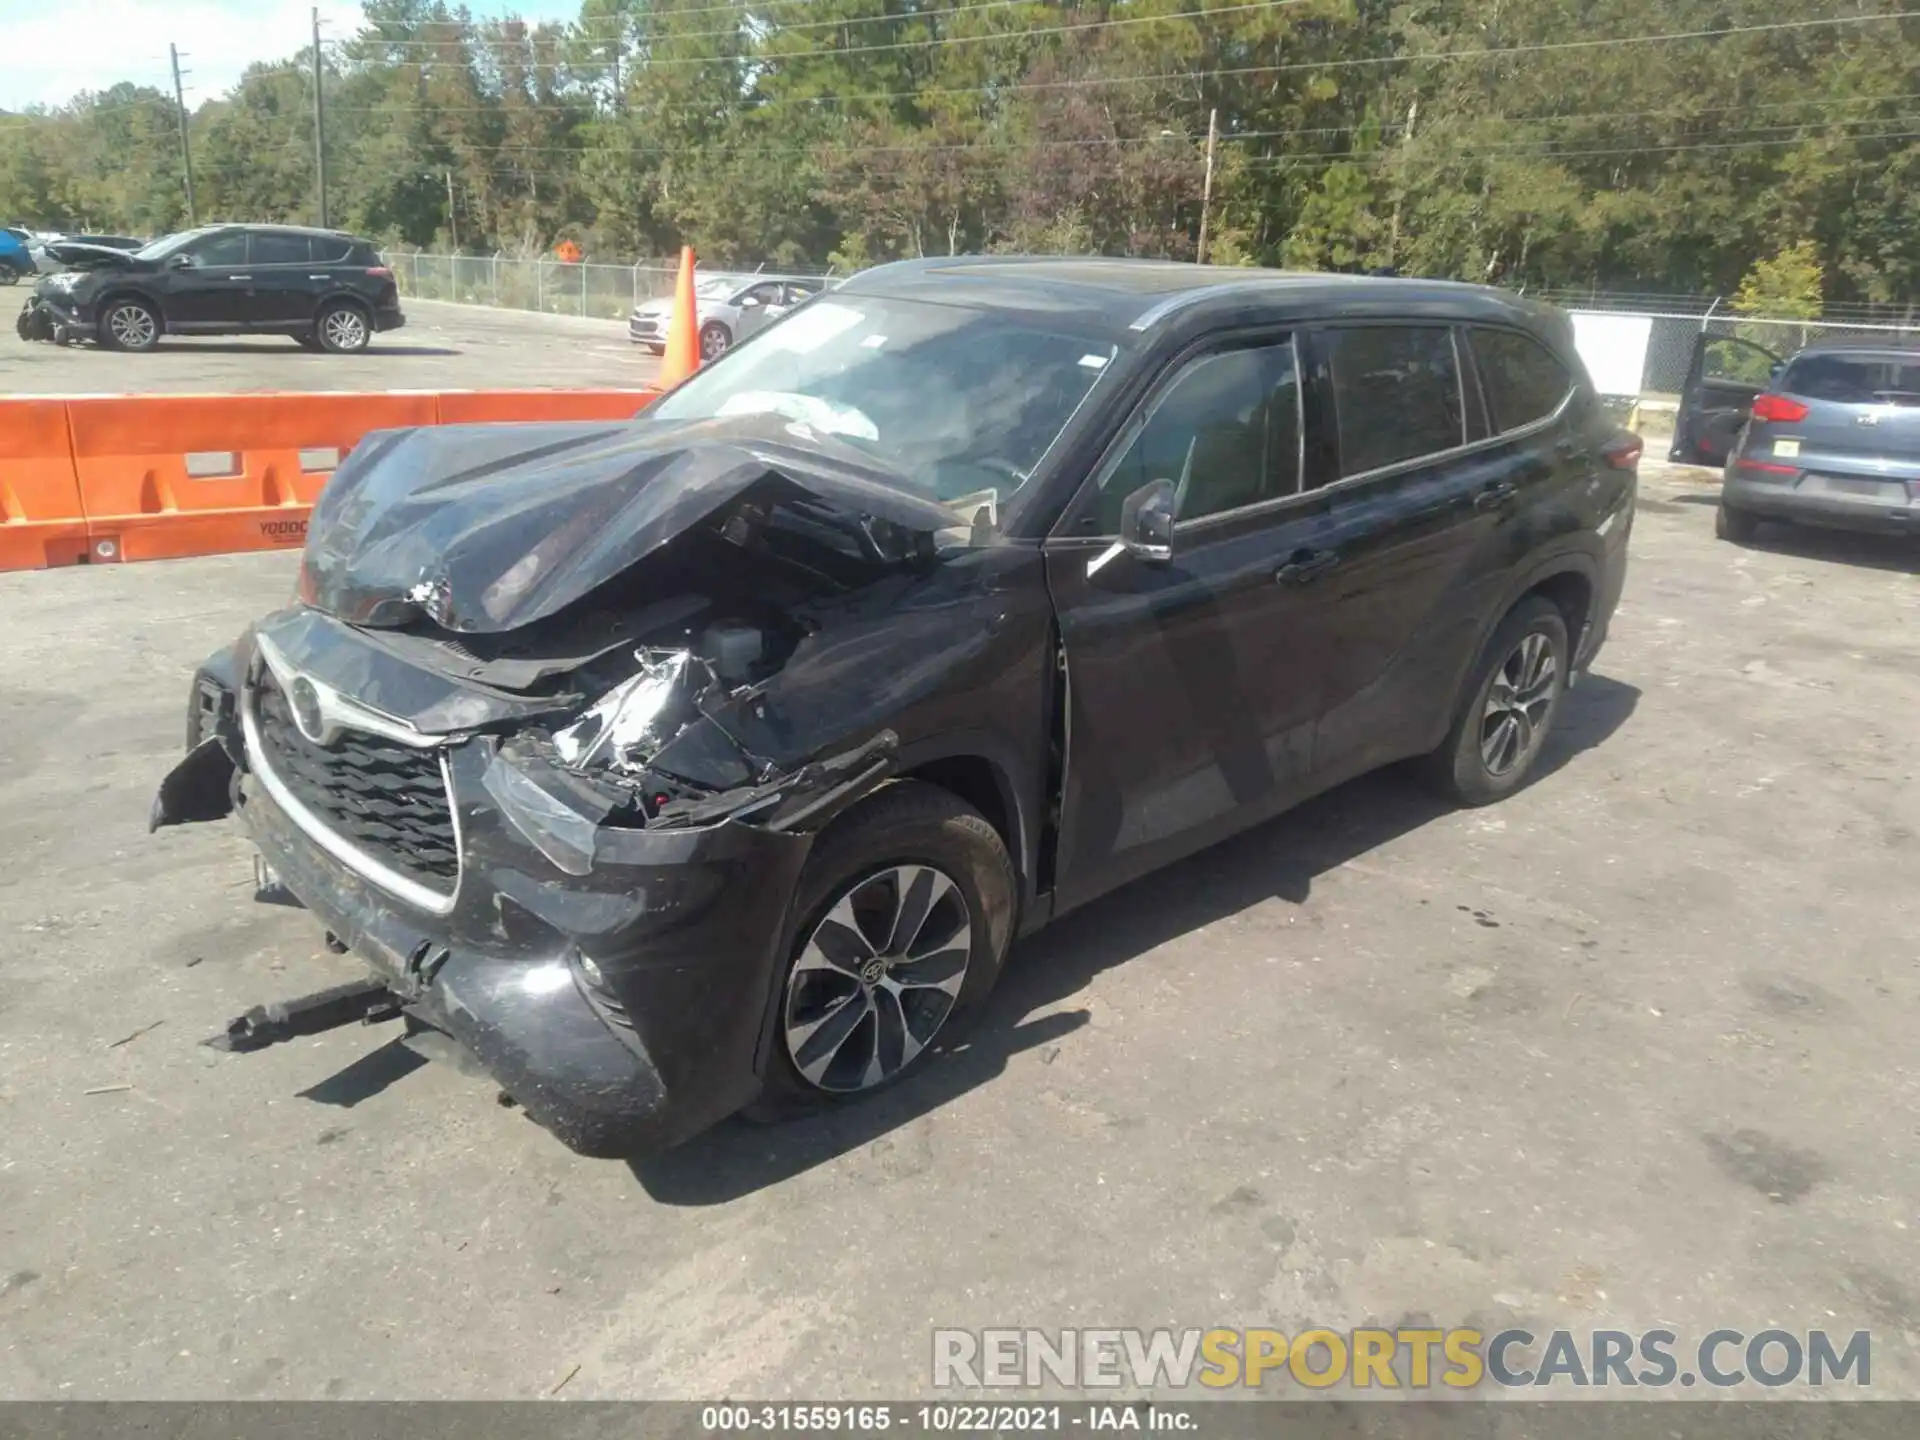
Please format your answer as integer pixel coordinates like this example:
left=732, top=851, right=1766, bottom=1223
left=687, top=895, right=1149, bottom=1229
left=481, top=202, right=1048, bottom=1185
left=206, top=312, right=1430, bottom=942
left=169, top=253, right=194, bottom=269
left=1119, top=478, right=1176, bottom=562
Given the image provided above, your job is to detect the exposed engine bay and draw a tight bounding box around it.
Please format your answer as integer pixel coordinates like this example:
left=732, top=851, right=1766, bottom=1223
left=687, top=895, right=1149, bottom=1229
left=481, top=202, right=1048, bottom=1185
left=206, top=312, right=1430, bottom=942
left=152, top=415, right=993, bottom=868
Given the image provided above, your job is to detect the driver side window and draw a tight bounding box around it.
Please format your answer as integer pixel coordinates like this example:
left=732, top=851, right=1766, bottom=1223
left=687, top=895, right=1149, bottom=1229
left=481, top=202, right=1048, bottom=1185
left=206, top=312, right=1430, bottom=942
left=1095, top=339, right=1300, bottom=531
left=186, top=231, right=249, bottom=267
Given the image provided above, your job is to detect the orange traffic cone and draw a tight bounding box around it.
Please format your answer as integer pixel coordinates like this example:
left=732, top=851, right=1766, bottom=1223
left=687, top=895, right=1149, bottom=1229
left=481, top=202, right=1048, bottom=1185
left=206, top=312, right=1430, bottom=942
left=658, top=245, right=701, bottom=388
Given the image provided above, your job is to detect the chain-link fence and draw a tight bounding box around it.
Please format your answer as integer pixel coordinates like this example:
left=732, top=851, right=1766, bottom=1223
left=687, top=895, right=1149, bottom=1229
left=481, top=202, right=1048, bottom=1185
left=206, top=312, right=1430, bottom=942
left=381, top=255, right=1914, bottom=405
left=383, top=251, right=836, bottom=321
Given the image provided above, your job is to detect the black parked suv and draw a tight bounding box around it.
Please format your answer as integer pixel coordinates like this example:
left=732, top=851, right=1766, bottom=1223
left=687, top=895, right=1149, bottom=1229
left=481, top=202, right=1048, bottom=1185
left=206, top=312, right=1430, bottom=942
left=17, top=223, right=404, bottom=352
left=153, top=258, right=1637, bottom=1156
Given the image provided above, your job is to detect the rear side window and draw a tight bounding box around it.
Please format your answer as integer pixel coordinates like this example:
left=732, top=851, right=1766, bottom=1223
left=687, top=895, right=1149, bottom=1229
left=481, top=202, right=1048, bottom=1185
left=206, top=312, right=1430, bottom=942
left=1099, top=341, right=1301, bottom=528
left=1470, top=328, right=1574, bottom=432
left=1321, top=327, right=1464, bottom=477
left=1783, top=353, right=1920, bottom=408
left=250, top=233, right=313, bottom=265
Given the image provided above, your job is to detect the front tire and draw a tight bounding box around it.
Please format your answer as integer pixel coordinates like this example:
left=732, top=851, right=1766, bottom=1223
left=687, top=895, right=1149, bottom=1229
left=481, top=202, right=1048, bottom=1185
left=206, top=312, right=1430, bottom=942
left=315, top=300, right=371, bottom=353
left=1419, top=596, right=1569, bottom=807
left=1716, top=503, right=1759, bottom=544
left=699, top=320, right=731, bottom=360
left=746, top=781, right=1016, bottom=1123
left=98, top=297, right=161, bottom=352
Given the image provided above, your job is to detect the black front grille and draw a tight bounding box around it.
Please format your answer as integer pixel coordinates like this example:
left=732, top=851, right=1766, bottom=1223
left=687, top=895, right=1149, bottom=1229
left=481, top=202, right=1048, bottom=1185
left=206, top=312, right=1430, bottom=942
left=251, top=669, right=459, bottom=888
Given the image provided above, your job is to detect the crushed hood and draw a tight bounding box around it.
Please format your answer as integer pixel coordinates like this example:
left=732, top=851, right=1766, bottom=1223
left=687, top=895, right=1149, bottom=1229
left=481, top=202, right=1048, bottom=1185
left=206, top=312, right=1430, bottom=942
left=300, top=413, right=968, bottom=634
left=43, top=240, right=142, bottom=269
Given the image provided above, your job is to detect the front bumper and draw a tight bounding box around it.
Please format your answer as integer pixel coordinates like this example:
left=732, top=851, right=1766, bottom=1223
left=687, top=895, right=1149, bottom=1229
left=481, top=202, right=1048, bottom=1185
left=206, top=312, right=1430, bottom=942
left=177, top=653, right=816, bottom=1157
left=628, top=315, right=664, bottom=344
left=19, top=292, right=95, bottom=340
left=1725, top=467, right=1920, bottom=535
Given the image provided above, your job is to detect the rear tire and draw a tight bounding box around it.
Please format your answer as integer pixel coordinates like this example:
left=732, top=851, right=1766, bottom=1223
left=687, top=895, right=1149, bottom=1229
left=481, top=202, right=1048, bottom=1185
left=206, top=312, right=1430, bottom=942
left=0, top=259, right=22, bottom=287
left=98, top=296, right=161, bottom=352
left=744, top=781, right=1016, bottom=1124
left=315, top=300, right=371, bottom=353
left=1715, top=503, right=1759, bottom=544
left=1418, top=596, right=1569, bottom=807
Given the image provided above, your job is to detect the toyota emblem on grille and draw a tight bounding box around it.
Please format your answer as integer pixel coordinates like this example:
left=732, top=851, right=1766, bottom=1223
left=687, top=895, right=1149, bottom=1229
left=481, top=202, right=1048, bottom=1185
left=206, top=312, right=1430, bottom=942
left=289, top=676, right=328, bottom=743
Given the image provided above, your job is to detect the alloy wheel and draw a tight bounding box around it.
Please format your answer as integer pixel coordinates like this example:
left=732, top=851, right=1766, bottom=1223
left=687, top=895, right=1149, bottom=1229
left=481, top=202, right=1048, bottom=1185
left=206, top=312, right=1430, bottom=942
left=323, top=308, right=368, bottom=350
left=107, top=304, right=156, bottom=349
left=782, top=864, right=973, bottom=1094
left=1480, top=631, right=1557, bottom=777
left=700, top=325, right=729, bottom=360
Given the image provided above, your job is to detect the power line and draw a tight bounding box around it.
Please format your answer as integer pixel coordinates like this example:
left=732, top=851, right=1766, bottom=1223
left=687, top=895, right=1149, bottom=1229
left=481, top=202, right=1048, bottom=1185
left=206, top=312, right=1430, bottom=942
left=354, top=0, right=1300, bottom=52
left=365, top=0, right=1065, bottom=40
left=385, top=106, right=1920, bottom=163
left=306, top=9, right=1920, bottom=107
left=328, top=0, right=1307, bottom=69
left=1238, top=121, right=1920, bottom=170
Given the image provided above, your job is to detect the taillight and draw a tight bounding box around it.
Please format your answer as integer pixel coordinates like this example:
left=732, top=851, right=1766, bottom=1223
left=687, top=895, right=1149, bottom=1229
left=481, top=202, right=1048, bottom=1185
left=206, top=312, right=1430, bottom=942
left=366, top=266, right=393, bottom=278
left=1751, top=393, right=1808, bottom=424
left=1735, top=457, right=1799, bottom=475
left=1602, top=433, right=1643, bottom=471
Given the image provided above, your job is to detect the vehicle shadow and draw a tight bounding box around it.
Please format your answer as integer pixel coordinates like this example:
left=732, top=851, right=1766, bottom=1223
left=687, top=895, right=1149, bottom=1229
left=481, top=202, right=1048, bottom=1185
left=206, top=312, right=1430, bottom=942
left=145, top=341, right=462, bottom=358
left=627, top=672, right=1641, bottom=1204
left=1666, top=496, right=1920, bottom=574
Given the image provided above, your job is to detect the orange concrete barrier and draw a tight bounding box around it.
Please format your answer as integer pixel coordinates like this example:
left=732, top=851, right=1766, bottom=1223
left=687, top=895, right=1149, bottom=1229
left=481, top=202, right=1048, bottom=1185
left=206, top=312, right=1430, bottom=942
left=67, top=392, right=441, bottom=564
left=20, top=387, right=660, bottom=570
left=0, top=398, right=91, bottom=571
left=436, top=388, right=658, bottom=425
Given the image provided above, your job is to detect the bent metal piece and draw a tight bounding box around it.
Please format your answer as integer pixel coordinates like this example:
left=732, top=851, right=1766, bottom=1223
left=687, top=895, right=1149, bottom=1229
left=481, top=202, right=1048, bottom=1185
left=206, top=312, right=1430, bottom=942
left=207, top=978, right=401, bottom=1053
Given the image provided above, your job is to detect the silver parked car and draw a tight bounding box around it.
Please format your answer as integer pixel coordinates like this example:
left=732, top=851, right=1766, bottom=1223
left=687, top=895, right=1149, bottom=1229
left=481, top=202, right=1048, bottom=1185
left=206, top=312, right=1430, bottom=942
left=1674, top=335, right=1920, bottom=543
left=628, top=273, right=827, bottom=358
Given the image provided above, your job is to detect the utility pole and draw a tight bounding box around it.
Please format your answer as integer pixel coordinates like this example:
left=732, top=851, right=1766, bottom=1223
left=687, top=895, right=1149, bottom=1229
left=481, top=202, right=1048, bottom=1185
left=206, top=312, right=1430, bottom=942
left=1196, top=107, right=1219, bottom=265
left=311, top=6, right=329, bottom=227
left=445, top=169, right=458, bottom=251
left=169, top=44, right=198, bottom=226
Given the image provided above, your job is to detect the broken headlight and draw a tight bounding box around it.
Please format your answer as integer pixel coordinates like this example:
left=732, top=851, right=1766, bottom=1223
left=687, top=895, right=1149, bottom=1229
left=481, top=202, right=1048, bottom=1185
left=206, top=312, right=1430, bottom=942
left=552, top=648, right=708, bottom=776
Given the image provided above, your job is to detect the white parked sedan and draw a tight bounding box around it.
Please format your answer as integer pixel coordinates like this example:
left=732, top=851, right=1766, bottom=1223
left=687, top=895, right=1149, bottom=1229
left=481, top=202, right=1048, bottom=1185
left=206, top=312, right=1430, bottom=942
left=628, top=273, right=828, bottom=358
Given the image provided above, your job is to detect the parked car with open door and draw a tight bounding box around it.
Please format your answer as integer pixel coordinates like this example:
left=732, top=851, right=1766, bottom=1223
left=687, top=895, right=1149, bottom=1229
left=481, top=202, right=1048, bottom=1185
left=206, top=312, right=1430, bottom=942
left=1701, top=339, right=1920, bottom=543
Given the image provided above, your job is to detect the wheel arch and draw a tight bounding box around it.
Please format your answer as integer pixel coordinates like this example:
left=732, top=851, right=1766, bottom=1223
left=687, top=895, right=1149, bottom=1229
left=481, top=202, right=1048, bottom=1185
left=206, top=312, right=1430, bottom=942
left=94, top=286, right=167, bottom=331
left=1436, top=549, right=1599, bottom=744
left=315, top=289, right=371, bottom=316
left=891, top=736, right=1033, bottom=895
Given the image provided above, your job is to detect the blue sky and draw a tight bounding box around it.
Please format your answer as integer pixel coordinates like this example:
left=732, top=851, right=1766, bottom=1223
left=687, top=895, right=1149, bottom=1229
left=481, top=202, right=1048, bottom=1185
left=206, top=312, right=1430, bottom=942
left=0, top=0, right=579, bottom=110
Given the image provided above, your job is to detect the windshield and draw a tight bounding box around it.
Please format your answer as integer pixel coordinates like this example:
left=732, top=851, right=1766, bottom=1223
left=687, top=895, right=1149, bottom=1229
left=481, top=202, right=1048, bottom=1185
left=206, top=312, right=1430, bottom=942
left=645, top=294, right=1116, bottom=504
left=133, top=229, right=208, bottom=261
left=1783, top=353, right=1920, bottom=408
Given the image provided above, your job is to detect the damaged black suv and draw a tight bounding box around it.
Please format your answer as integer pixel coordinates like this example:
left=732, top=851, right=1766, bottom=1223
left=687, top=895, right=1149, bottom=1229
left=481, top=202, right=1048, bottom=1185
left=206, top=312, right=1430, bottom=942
left=153, top=257, right=1638, bottom=1156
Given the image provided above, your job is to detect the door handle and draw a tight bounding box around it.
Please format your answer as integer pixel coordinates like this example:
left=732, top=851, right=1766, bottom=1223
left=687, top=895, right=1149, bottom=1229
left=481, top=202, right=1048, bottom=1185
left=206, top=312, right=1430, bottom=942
left=1474, top=481, right=1519, bottom=511
left=1275, top=548, right=1340, bottom=585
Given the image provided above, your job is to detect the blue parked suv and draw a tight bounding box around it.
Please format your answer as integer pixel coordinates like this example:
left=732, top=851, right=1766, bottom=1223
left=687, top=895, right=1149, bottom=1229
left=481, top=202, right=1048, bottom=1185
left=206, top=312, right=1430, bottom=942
left=1, top=226, right=37, bottom=284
